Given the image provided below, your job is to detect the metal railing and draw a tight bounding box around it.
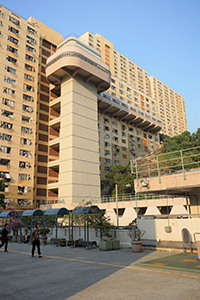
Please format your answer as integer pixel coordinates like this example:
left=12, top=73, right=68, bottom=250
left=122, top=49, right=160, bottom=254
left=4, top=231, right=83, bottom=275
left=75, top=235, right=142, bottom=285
left=131, top=146, right=200, bottom=184
left=38, top=193, right=184, bottom=206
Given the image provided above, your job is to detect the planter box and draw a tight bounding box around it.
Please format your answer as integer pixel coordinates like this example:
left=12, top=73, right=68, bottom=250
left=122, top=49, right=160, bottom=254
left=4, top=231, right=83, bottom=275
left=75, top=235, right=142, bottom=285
left=131, top=241, right=143, bottom=252
left=99, top=240, right=113, bottom=251
left=112, top=240, right=120, bottom=250
left=59, top=240, right=66, bottom=247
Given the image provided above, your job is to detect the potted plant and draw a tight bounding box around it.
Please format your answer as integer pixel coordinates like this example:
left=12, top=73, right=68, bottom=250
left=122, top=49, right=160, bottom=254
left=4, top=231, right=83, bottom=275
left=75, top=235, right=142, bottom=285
left=59, top=238, right=66, bottom=247
left=87, top=211, right=114, bottom=251
left=127, top=227, right=145, bottom=252
left=74, top=237, right=83, bottom=247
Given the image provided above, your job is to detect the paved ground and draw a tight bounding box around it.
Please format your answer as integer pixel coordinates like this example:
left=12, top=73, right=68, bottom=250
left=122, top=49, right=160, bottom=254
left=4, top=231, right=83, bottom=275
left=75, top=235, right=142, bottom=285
left=1, top=242, right=200, bottom=300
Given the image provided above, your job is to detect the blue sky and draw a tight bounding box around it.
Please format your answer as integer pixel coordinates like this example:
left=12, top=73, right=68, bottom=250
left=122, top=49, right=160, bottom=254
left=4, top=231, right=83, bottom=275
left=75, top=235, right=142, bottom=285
left=1, top=0, right=199, bottom=134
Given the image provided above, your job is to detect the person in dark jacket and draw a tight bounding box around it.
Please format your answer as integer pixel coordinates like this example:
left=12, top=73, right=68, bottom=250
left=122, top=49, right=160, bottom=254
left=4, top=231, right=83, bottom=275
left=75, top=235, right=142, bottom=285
left=31, top=224, right=42, bottom=258
left=0, top=223, right=9, bottom=252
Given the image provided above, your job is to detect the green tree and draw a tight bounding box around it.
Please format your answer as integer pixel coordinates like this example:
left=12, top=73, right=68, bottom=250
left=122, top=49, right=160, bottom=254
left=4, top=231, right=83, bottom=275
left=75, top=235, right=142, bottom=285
left=158, top=129, right=200, bottom=172
left=102, top=164, right=135, bottom=195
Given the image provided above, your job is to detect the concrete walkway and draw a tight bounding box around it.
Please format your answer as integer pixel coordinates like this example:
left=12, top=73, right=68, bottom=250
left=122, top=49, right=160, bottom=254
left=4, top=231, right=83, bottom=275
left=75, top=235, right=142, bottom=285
left=1, top=242, right=200, bottom=300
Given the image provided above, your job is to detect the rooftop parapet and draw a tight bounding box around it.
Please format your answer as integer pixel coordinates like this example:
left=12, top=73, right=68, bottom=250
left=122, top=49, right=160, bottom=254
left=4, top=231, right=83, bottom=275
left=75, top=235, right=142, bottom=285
left=46, top=36, right=111, bottom=93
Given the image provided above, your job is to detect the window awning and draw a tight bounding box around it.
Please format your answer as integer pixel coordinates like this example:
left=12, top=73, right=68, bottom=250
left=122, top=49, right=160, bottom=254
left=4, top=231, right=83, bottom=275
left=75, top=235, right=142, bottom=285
left=4, top=173, right=11, bottom=181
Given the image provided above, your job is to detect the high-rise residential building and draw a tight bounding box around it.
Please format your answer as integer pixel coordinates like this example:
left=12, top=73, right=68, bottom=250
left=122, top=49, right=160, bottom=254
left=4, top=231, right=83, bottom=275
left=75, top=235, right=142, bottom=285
left=0, top=5, right=187, bottom=208
left=0, top=6, right=40, bottom=207
left=80, top=31, right=187, bottom=138
left=149, top=76, right=187, bottom=136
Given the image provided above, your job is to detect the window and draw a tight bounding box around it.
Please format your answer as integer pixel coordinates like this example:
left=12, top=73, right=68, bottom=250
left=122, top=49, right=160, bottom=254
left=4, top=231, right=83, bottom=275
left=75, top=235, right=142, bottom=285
left=112, top=128, right=118, bottom=134
left=8, top=35, right=18, bottom=45
left=26, top=35, right=36, bottom=45
left=6, top=56, right=17, bottom=64
left=19, top=149, right=31, bottom=157
left=105, top=167, right=110, bottom=172
left=8, top=25, right=19, bottom=35
left=129, top=134, right=135, bottom=141
left=0, top=146, right=11, bottom=154
left=113, top=136, right=118, bottom=142
left=121, top=124, right=126, bottom=131
left=23, top=94, right=34, bottom=102
left=21, top=126, right=32, bottom=134
left=113, top=152, right=119, bottom=157
left=104, top=158, right=111, bottom=164
left=112, top=121, right=117, bottom=126
left=20, top=138, right=32, bottom=145
left=18, top=174, right=30, bottom=181
left=2, top=98, right=14, bottom=108
left=104, top=141, right=110, bottom=147
left=104, top=133, right=110, bottom=139
left=27, top=26, right=37, bottom=35
left=0, top=159, right=10, bottom=166
left=122, top=139, right=126, bottom=144
left=114, top=160, right=119, bottom=165
left=25, top=64, right=35, bottom=72
left=3, top=87, right=15, bottom=96
left=24, top=74, right=34, bottom=82
left=104, top=125, right=109, bottom=131
left=22, top=104, right=33, bottom=113
left=5, top=66, right=16, bottom=75
left=103, top=118, right=109, bottom=124
left=121, top=132, right=126, bottom=137
left=7, top=45, right=18, bottom=54
left=104, top=150, right=110, bottom=156
left=137, top=137, right=141, bottom=142
left=4, top=76, right=16, bottom=86
left=26, top=44, right=35, bottom=53
left=0, top=121, right=13, bottom=130
left=113, top=144, right=119, bottom=151
left=1, top=133, right=12, bottom=142
left=136, top=130, right=141, bottom=135
left=122, top=154, right=127, bottom=159
left=9, top=16, right=20, bottom=26
left=19, top=161, right=31, bottom=169
left=130, top=149, right=135, bottom=156
left=22, top=115, right=32, bottom=123
left=25, top=54, right=35, bottom=62
left=1, top=109, right=13, bottom=118
left=24, top=84, right=34, bottom=92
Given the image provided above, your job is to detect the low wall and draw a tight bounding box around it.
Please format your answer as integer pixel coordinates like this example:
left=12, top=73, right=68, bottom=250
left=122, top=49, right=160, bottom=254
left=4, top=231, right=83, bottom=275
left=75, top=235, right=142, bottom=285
left=44, top=217, right=200, bottom=249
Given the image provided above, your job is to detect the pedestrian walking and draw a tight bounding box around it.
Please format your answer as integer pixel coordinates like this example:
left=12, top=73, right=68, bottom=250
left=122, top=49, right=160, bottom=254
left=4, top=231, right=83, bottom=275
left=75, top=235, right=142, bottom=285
left=0, top=223, right=9, bottom=252
left=31, top=224, right=42, bottom=258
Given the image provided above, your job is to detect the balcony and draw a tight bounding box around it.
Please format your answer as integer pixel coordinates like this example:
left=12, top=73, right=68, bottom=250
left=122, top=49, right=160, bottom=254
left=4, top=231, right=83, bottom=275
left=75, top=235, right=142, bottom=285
left=98, top=93, right=162, bottom=134
left=49, top=127, right=60, bottom=141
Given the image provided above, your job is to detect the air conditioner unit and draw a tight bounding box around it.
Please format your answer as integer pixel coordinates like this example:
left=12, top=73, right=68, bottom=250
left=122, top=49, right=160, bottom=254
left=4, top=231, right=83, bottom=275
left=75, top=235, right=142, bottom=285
left=140, top=179, right=149, bottom=188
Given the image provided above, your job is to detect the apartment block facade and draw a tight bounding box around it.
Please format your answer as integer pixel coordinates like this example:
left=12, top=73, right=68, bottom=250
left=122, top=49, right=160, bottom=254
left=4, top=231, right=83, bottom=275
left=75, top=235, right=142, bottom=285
left=0, top=6, right=187, bottom=208
left=0, top=6, right=39, bottom=207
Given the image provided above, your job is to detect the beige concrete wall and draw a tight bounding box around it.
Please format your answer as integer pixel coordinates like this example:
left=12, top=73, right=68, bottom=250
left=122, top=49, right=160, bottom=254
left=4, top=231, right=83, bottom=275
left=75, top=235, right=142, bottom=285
left=58, top=75, right=100, bottom=202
